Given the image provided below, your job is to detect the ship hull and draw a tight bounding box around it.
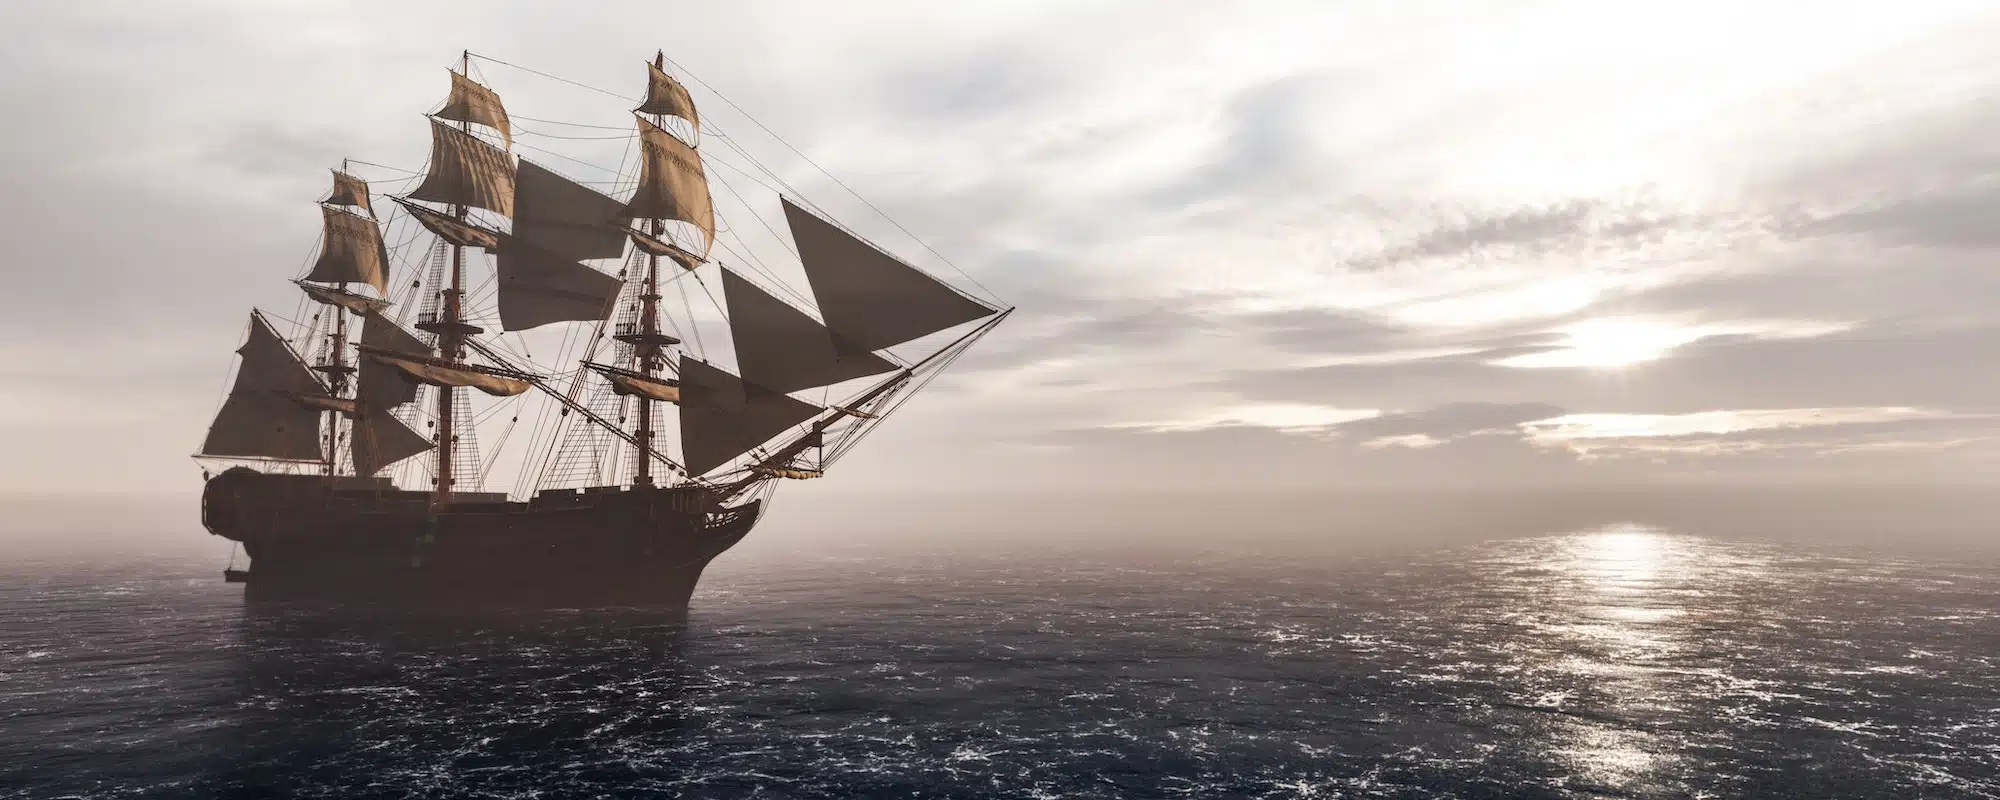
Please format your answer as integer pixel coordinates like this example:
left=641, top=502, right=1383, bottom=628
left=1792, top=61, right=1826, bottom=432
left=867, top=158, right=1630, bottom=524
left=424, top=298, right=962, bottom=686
left=201, top=467, right=758, bottom=613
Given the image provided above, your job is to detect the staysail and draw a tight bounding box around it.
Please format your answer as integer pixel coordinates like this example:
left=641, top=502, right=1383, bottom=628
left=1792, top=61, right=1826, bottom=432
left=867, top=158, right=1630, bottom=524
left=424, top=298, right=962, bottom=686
left=781, top=197, right=995, bottom=351
left=354, top=313, right=429, bottom=410
left=721, top=269, right=895, bottom=393
left=350, top=408, right=432, bottom=477
left=514, top=160, right=627, bottom=261
left=677, top=357, right=822, bottom=476
left=408, top=119, right=516, bottom=217
left=199, top=313, right=328, bottom=461
left=619, top=116, right=714, bottom=247
left=305, top=206, right=391, bottom=295
left=494, top=235, right=623, bottom=331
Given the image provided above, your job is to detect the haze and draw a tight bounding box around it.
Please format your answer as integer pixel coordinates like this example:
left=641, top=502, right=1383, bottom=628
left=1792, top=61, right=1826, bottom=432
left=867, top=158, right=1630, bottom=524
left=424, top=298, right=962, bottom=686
left=5, top=1, right=2000, bottom=547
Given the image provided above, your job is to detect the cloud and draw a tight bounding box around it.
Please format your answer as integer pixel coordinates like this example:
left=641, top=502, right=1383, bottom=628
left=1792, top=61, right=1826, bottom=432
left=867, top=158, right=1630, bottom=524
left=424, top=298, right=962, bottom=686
left=1520, top=407, right=1989, bottom=459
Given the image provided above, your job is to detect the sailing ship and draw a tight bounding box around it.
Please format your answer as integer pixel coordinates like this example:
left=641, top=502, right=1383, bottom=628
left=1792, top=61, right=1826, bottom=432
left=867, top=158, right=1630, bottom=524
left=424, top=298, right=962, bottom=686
left=195, top=53, right=1009, bottom=610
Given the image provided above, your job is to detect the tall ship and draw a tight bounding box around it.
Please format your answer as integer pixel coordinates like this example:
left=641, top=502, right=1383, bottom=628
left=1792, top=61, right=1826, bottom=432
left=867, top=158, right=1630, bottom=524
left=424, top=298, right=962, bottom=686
left=195, top=52, right=1009, bottom=611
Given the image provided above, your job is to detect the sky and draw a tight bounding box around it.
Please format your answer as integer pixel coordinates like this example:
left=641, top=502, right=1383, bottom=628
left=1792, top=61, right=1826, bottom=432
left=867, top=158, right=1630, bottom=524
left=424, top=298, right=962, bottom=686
left=6, top=0, right=2000, bottom=500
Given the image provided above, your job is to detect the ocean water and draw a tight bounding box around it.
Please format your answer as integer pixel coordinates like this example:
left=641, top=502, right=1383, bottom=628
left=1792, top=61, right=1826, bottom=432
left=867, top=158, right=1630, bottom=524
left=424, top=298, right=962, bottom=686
left=3, top=524, right=1999, bottom=798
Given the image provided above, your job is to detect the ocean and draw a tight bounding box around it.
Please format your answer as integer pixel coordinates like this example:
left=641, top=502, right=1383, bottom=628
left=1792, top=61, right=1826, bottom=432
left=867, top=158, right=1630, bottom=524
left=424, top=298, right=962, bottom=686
left=3, top=515, right=1999, bottom=798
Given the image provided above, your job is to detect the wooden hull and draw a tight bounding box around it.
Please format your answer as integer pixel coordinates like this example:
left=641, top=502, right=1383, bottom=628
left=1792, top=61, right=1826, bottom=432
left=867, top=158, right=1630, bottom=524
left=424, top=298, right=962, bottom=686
left=200, top=467, right=759, bottom=613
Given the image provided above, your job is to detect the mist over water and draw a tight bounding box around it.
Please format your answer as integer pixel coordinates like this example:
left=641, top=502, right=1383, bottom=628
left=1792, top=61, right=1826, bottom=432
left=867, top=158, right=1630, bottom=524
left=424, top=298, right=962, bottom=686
left=4, top=488, right=2000, bottom=798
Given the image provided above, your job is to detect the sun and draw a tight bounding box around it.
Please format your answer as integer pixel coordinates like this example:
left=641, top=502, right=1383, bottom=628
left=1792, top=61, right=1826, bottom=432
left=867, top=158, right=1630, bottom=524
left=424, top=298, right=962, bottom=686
left=1495, top=316, right=1714, bottom=370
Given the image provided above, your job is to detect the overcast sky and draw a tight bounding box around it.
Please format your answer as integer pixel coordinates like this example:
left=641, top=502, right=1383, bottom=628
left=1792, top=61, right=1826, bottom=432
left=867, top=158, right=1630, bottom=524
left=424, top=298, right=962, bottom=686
left=6, top=0, right=2000, bottom=497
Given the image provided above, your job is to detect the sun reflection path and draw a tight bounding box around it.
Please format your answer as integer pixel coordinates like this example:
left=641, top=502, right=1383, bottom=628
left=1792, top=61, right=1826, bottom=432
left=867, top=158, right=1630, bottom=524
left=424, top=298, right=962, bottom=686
left=1526, top=524, right=1727, bottom=794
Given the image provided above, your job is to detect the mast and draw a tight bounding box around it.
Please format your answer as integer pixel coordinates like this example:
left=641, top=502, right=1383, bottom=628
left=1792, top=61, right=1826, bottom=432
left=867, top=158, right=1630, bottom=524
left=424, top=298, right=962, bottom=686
left=425, top=51, right=474, bottom=504
left=631, top=51, right=670, bottom=488
left=321, top=284, right=349, bottom=475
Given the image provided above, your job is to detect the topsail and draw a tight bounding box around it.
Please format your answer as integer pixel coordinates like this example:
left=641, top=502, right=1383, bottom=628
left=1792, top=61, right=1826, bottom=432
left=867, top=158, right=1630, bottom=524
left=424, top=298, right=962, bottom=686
left=435, top=70, right=512, bottom=149
left=305, top=206, right=391, bottom=295
left=409, top=119, right=516, bottom=217
left=619, top=116, right=714, bottom=248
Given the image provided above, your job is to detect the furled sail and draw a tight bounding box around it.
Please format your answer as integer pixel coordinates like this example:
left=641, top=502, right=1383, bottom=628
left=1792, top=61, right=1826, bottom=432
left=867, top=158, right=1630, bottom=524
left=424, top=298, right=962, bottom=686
left=354, top=313, right=430, bottom=409
left=678, top=357, right=822, bottom=476
left=350, top=407, right=432, bottom=477
left=721, top=269, right=896, bottom=393
left=304, top=206, right=390, bottom=295
left=392, top=197, right=500, bottom=249
left=364, top=349, right=533, bottom=397
left=435, top=70, right=511, bottom=149
left=585, top=362, right=680, bottom=403
left=287, top=393, right=356, bottom=416
left=199, top=313, right=327, bottom=461
left=636, top=62, right=700, bottom=128
left=514, top=160, right=627, bottom=261
left=493, top=235, right=623, bottom=331
left=326, top=170, right=373, bottom=215
left=627, top=228, right=703, bottom=271
left=781, top=197, right=996, bottom=351
left=295, top=281, right=390, bottom=315
left=409, top=119, right=516, bottom=217
left=749, top=466, right=822, bottom=480
left=619, top=116, right=714, bottom=247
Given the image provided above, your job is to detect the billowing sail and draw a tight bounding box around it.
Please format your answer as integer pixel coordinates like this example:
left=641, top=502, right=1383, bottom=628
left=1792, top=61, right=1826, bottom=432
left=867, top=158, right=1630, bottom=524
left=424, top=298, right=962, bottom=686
left=628, top=228, right=703, bottom=271
left=296, top=281, right=389, bottom=315
left=355, top=313, right=429, bottom=409
left=392, top=197, right=500, bottom=249
left=586, top=362, right=680, bottom=403
left=678, top=357, right=821, bottom=476
left=435, top=70, right=511, bottom=149
left=514, top=160, right=627, bottom=261
left=619, top=116, right=714, bottom=247
left=494, top=236, right=623, bottom=331
left=351, top=408, right=432, bottom=477
left=327, top=170, right=372, bottom=215
left=781, top=197, right=995, bottom=351
left=636, top=62, right=699, bottom=128
left=409, top=119, right=515, bottom=217
left=199, top=313, right=327, bottom=461
left=364, top=349, right=533, bottom=397
left=721, top=269, right=896, bottom=393
left=305, top=206, right=390, bottom=294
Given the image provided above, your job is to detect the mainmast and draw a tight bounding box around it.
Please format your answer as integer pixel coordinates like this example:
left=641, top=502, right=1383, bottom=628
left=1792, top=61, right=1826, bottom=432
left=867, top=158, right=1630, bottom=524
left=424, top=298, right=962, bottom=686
left=418, top=51, right=478, bottom=504
left=633, top=52, right=669, bottom=487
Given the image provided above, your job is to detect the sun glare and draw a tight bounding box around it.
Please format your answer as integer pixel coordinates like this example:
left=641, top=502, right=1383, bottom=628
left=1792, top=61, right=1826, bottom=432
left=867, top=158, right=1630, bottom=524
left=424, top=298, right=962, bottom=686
left=1495, top=317, right=1710, bottom=370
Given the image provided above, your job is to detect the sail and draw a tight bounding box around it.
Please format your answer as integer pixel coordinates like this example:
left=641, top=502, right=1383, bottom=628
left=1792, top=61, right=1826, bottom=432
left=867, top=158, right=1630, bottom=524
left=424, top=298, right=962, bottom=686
left=494, top=235, right=623, bottom=331
left=365, top=350, right=533, bottom=397
left=781, top=197, right=995, bottom=351
left=636, top=62, right=700, bottom=128
left=628, top=228, right=703, bottom=271
left=304, top=206, right=390, bottom=295
left=409, top=119, right=515, bottom=217
left=392, top=197, right=500, bottom=249
left=514, top=160, right=627, bottom=261
left=327, top=170, right=372, bottom=215
left=721, top=269, right=896, bottom=393
left=354, top=313, right=429, bottom=409
left=288, top=393, right=356, bottom=416
left=435, top=70, right=511, bottom=149
left=296, top=281, right=389, bottom=315
left=199, top=313, right=327, bottom=461
left=749, top=466, right=822, bottom=480
left=619, top=116, right=714, bottom=247
left=350, top=407, right=432, bottom=477
left=586, top=363, right=680, bottom=403
left=678, top=357, right=821, bottom=476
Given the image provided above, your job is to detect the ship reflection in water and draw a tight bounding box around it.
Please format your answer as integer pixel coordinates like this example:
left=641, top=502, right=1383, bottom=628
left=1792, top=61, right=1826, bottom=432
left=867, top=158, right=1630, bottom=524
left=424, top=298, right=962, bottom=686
left=5, top=524, right=1999, bottom=798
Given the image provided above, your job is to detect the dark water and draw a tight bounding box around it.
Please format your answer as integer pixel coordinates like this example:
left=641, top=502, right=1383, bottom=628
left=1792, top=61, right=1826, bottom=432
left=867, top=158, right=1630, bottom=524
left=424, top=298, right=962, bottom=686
left=4, top=526, right=1999, bottom=798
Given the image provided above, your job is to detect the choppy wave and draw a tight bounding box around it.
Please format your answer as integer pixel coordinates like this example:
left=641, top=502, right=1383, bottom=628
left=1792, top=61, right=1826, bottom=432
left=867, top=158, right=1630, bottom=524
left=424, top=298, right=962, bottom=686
left=4, top=526, right=1998, bottom=798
